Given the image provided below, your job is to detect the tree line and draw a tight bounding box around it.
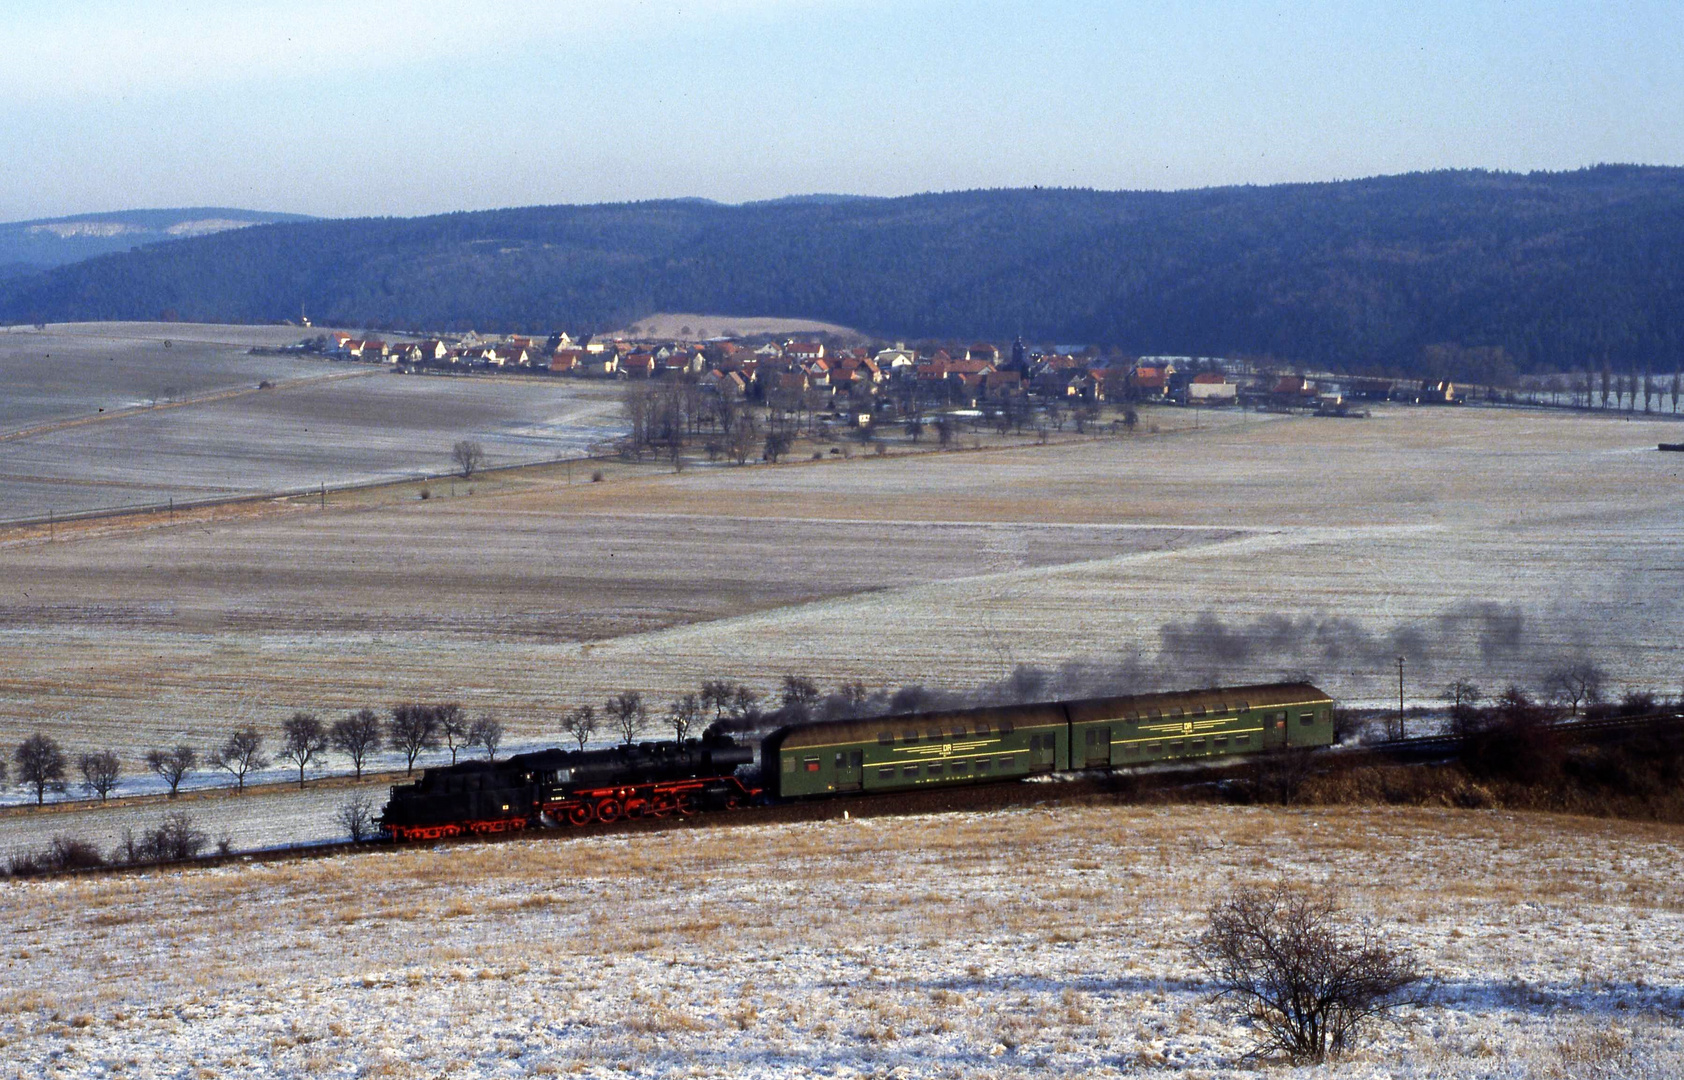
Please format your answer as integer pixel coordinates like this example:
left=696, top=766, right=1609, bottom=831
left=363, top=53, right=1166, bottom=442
left=1, top=704, right=506, bottom=807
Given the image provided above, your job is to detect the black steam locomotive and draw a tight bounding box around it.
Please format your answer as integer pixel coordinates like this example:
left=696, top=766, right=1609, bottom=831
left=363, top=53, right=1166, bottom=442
left=380, top=734, right=757, bottom=841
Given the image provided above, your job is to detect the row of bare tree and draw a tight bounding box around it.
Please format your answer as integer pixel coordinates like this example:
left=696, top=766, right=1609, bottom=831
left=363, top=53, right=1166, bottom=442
left=3, top=704, right=506, bottom=806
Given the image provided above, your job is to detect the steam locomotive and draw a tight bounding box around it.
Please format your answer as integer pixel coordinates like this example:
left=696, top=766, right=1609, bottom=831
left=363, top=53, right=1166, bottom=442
left=380, top=682, right=1335, bottom=840
left=380, top=734, right=757, bottom=840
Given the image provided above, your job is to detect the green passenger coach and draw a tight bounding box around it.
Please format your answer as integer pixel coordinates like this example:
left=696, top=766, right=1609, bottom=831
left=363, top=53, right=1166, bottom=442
left=763, top=682, right=1335, bottom=799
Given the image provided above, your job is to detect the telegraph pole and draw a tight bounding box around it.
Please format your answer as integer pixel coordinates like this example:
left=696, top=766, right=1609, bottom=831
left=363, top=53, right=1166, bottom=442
left=1396, top=655, right=1406, bottom=738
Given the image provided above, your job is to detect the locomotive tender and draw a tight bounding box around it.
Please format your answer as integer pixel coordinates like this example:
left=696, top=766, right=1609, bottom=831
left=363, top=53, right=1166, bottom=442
left=381, top=681, right=1334, bottom=839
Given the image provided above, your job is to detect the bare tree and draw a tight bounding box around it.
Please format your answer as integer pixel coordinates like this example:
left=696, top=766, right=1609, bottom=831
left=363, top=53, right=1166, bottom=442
left=666, top=693, right=704, bottom=742
left=335, top=793, right=378, bottom=842
left=207, top=726, right=269, bottom=793
left=15, top=733, right=67, bottom=806
left=561, top=705, right=600, bottom=751
left=145, top=745, right=198, bottom=798
left=437, top=703, right=470, bottom=764
left=1189, top=884, right=1422, bottom=1063
left=77, top=750, right=121, bottom=802
left=780, top=675, right=821, bottom=721
left=330, top=708, right=383, bottom=779
left=451, top=439, right=486, bottom=477
left=1440, top=679, right=1483, bottom=710
left=605, top=692, right=648, bottom=744
left=389, top=703, right=442, bottom=774
left=727, top=685, right=763, bottom=727
left=276, top=712, right=328, bottom=789
left=699, top=680, right=735, bottom=725
left=1544, top=661, right=1607, bottom=717
left=468, top=715, right=505, bottom=761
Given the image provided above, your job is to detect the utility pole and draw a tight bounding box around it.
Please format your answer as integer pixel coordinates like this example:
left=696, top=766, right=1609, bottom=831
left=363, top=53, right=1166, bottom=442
left=1396, top=655, right=1406, bottom=739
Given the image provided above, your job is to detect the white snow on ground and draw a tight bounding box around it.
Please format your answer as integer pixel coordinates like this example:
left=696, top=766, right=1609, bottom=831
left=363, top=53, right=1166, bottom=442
left=2, top=804, right=1681, bottom=1078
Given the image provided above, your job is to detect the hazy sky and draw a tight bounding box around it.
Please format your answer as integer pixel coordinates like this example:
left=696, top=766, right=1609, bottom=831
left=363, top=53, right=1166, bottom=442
left=2, top=0, right=1680, bottom=221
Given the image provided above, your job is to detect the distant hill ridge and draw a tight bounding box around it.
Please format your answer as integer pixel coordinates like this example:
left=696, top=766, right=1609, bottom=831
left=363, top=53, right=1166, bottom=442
left=3, top=169, right=1682, bottom=378
left=0, top=207, right=315, bottom=273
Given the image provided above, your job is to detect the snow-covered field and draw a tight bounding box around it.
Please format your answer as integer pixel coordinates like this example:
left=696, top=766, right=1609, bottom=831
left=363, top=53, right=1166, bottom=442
left=1, top=403, right=1679, bottom=772
left=3, top=804, right=1682, bottom=1077
left=0, top=323, right=626, bottom=520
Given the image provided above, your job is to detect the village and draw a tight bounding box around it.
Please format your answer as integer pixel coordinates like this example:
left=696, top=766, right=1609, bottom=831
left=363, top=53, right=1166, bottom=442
left=300, top=328, right=1467, bottom=433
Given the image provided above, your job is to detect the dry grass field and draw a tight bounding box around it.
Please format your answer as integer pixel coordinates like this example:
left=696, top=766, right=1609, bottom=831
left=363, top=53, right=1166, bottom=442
left=3, top=804, right=1681, bottom=1077
left=2, top=401, right=1679, bottom=766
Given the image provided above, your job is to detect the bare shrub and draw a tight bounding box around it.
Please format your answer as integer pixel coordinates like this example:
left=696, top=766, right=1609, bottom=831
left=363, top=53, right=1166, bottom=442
left=6, top=851, right=42, bottom=877
left=335, top=793, right=379, bottom=842
left=1188, top=884, right=1422, bottom=1063
left=143, top=812, right=209, bottom=862
left=45, top=836, right=105, bottom=871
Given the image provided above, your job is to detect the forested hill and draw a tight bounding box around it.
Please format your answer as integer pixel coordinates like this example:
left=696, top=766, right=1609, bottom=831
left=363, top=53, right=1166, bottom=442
left=3, top=167, right=1683, bottom=377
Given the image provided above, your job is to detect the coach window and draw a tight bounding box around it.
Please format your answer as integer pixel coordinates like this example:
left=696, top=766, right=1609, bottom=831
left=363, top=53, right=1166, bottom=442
left=835, top=752, right=846, bottom=769
left=878, top=766, right=896, bottom=779
left=1214, top=736, right=1229, bottom=748
left=951, top=725, right=967, bottom=738
left=927, top=729, right=944, bottom=742
left=976, top=758, right=992, bottom=773
left=803, top=757, right=821, bottom=773
left=782, top=756, right=796, bottom=773
left=927, top=762, right=944, bottom=775
left=975, top=723, right=990, bottom=736
left=903, top=731, right=919, bottom=744
left=1235, top=734, right=1250, bottom=746
left=1236, top=701, right=1249, bottom=712
left=950, top=760, right=969, bottom=774
left=1146, top=741, right=1162, bottom=752
left=1300, top=713, right=1315, bottom=725
left=902, top=764, right=920, bottom=778
left=1192, top=705, right=1206, bottom=718
left=878, top=732, right=894, bottom=746
left=1147, top=709, right=1160, bottom=719
left=999, top=720, right=1013, bottom=735
left=1169, top=707, right=1183, bottom=719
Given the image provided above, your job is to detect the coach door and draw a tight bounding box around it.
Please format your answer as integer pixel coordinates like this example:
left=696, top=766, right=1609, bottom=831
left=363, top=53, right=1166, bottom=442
left=834, top=749, right=864, bottom=791
left=1029, top=732, right=1057, bottom=771
left=1083, top=726, right=1112, bottom=768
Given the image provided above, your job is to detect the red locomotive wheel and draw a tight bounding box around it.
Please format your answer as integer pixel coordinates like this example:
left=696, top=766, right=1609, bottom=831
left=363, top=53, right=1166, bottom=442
left=566, top=804, right=594, bottom=826
left=596, top=798, right=623, bottom=824
left=624, top=799, right=649, bottom=819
